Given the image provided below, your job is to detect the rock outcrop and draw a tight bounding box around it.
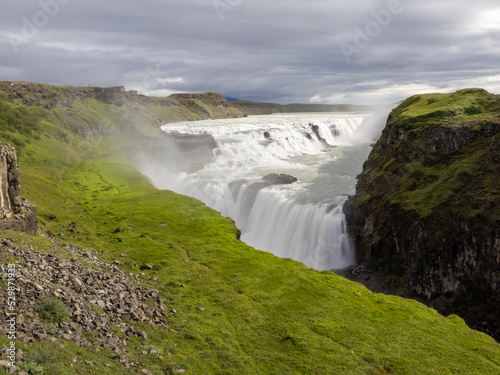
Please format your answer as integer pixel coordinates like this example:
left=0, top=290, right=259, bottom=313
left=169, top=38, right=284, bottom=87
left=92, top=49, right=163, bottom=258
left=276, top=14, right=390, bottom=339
left=344, top=89, right=500, bottom=340
left=244, top=174, right=298, bottom=207
left=0, top=239, right=168, bottom=370
left=247, top=173, right=298, bottom=195
left=0, top=141, right=21, bottom=213
left=0, top=141, right=37, bottom=235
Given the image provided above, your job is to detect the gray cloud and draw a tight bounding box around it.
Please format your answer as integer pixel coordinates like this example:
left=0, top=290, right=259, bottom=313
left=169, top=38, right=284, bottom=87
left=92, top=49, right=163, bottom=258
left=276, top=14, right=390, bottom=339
left=1, top=0, right=499, bottom=104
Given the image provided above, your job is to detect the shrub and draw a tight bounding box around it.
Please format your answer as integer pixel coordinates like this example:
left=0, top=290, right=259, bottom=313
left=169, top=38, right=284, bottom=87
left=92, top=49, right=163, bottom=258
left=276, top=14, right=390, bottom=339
left=34, top=297, right=70, bottom=323
left=464, top=105, right=484, bottom=115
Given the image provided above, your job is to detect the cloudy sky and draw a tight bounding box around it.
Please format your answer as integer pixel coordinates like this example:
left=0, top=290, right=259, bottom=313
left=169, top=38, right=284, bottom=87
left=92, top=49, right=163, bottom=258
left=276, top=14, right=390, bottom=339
left=1, top=0, right=499, bottom=104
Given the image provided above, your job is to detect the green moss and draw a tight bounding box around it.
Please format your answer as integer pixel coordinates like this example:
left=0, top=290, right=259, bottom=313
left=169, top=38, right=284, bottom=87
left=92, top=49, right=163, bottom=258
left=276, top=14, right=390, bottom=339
left=358, top=88, right=500, bottom=220
left=464, top=105, right=484, bottom=115
left=187, top=99, right=214, bottom=118
left=0, top=100, right=48, bottom=150
left=390, top=89, right=500, bottom=127
left=145, top=103, right=205, bottom=122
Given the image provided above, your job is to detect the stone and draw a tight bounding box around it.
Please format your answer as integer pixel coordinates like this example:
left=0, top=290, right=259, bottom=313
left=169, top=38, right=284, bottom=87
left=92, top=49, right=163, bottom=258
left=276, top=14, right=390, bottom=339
left=0, top=237, right=170, bottom=355
left=244, top=173, right=298, bottom=209
left=0, top=142, right=37, bottom=234
left=262, top=173, right=298, bottom=185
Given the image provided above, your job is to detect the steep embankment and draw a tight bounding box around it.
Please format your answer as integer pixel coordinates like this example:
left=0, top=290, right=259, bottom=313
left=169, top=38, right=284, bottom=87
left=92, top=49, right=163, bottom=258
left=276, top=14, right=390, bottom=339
left=1, top=83, right=500, bottom=374
left=345, top=88, right=500, bottom=340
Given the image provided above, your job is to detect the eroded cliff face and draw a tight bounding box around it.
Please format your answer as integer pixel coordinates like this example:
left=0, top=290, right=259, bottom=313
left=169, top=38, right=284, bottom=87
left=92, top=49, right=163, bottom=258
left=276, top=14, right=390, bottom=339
left=0, top=141, right=37, bottom=235
left=344, top=88, right=500, bottom=339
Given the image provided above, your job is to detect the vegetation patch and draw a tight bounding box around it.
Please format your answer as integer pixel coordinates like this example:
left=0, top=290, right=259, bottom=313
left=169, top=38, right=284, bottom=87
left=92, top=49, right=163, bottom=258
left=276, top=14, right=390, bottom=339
left=34, top=297, right=71, bottom=324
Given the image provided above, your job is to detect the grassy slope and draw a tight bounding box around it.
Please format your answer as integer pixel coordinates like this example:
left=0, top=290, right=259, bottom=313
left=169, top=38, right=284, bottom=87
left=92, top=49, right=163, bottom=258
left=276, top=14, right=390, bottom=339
left=1, top=88, right=500, bottom=374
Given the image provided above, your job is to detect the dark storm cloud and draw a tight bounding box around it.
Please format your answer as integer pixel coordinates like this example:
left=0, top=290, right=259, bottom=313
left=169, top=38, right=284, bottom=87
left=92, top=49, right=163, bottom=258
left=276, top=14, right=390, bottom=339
left=0, top=0, right=499, bottom=104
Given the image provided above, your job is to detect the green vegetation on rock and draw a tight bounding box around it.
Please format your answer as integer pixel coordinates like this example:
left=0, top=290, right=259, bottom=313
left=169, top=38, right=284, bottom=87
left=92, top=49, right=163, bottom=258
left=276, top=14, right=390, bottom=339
left=358, top=88, right=500, bottom=219
left=345, top=88, right=500, bottom=341
left=1, top=83, right=500, bottom=374
left=34, top=297, right=71, bottom=324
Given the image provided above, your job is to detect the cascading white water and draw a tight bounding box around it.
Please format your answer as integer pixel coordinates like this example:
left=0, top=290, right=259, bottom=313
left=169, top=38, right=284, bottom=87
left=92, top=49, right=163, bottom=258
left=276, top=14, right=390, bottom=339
left=139, top=112, right=384, bottom=271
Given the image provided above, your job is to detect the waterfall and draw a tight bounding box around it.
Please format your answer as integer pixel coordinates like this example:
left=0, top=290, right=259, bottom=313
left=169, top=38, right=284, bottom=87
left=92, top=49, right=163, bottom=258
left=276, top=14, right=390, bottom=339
left=140, top=112, right=376, bottom=271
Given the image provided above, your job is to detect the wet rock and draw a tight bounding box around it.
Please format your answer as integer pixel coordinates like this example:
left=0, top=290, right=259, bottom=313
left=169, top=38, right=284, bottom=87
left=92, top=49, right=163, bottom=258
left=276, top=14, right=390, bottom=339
left=262, top=173, right=298, bottom=185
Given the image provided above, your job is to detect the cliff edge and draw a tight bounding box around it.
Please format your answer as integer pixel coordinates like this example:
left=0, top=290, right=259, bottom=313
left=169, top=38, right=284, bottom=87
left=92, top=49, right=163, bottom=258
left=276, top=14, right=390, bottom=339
left=344, top=88, right=500, bottom=339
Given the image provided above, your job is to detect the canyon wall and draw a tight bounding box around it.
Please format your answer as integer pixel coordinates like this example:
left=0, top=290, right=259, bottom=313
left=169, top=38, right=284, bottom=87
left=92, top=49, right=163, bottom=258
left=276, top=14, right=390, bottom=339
left=344, top=88, right=500, bottom=339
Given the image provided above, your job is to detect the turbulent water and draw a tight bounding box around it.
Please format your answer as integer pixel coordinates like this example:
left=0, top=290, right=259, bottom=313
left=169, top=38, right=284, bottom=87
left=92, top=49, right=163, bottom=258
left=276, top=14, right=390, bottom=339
left=139, top=112, right=386, bottom=271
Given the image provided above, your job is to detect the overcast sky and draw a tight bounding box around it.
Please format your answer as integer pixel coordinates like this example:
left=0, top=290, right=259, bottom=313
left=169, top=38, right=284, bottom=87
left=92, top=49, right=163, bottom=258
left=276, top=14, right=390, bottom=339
left=1, top=0, right=499, bottom=104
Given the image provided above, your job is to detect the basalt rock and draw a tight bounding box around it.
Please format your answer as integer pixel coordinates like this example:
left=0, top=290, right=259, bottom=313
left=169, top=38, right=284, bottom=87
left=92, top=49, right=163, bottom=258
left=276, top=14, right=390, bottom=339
left=262, top=173, right=298, bottom=185
left=245, top=174, right=298, bottom=207
left=0, top=141, right=37, bottom=235
left=344, top=89, right=500, bottom=340
left=249, top=173, right=298, bottom=193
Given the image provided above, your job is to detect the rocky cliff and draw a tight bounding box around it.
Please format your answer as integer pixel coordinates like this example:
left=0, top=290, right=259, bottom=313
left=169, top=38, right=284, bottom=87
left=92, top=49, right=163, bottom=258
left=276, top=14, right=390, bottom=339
left=0, top=82, right=238, bottom=113
left=0, top=141, right=37, bottom=235
left=344, top=88, right=500, bottom=339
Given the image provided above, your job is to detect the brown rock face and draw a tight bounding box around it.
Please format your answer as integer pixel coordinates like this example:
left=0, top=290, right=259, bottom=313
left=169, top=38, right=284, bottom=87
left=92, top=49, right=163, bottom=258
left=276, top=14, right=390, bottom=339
left=0, top=141, right=22, bottom=214
left=0, top=141, right=37, bottom=235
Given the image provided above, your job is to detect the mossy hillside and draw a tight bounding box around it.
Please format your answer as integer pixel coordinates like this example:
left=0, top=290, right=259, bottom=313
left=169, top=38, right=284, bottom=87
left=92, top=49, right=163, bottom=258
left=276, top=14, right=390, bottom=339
left=357, top=88, right=500, bottom=220
left=1, top=90, right=500, bottom=373
left=388, top=88, right=500, bottom=130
